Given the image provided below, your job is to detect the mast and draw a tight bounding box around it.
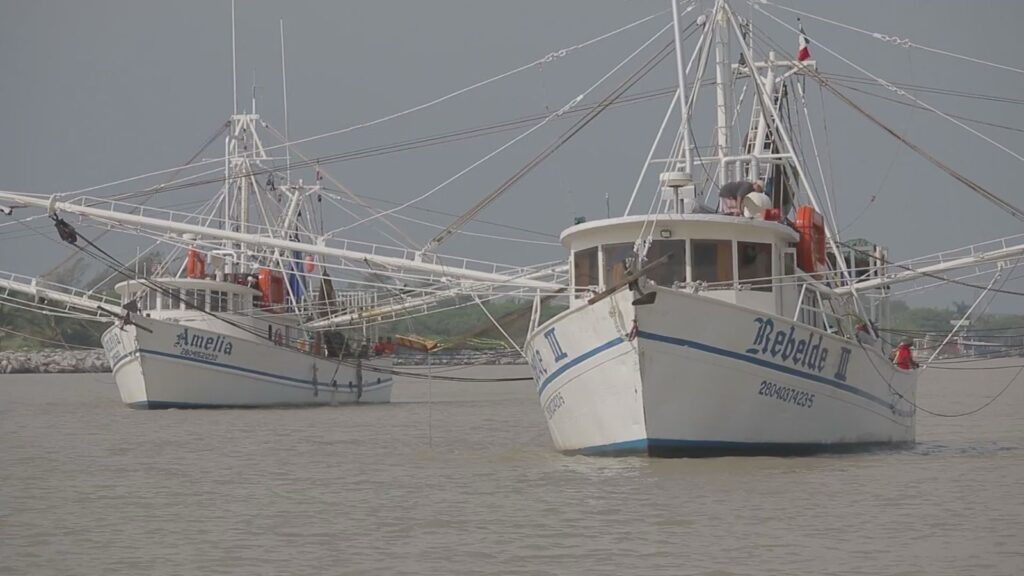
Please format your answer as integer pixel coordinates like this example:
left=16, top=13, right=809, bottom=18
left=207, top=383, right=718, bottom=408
left=280, top=19, right=291, bottom=186
left=713, top=0, right=734, bottom=186
left=670, top=0, right=692, bottom=174
left=230, top=0, right=237, bottom=116
left=748, top=50, right=775, bottom=181
left=722, top=4, right=858, bottom=288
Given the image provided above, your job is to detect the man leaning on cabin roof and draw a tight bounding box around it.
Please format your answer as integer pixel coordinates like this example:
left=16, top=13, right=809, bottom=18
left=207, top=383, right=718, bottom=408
left=718, top=180, right=763, bottom=216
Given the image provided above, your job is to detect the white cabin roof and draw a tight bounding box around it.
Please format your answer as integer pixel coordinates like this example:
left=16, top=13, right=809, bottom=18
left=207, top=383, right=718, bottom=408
left=559, top=214, right=799, bottom=251
left=114, top=277, right=261, bottom=297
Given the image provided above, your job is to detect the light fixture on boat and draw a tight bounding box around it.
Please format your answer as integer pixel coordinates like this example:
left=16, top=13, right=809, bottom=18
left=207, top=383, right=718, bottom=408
left=659, top=229, right=672, bottom=239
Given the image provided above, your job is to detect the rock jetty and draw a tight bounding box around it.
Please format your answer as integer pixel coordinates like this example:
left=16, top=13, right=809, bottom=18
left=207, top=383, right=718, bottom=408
left=392, top=349, right=526, bottom=366
left=0, top=347, right=526, bottom=374
left=0, top=349, right=110, bottom=374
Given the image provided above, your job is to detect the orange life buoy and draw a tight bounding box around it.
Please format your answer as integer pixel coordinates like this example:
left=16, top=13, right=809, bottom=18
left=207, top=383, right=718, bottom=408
left=794, top=206, right=827, bottom=274
left=186, top=248, right=206, bottom=279
left=257, top=268, right=286, bottom=309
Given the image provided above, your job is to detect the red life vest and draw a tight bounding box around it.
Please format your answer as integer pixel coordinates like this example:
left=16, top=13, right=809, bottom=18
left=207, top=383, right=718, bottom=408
left=894, top=345, right=914, bottom=370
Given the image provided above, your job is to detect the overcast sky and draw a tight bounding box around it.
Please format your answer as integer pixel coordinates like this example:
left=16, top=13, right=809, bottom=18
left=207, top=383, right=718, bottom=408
left=1, top=0, right=1022, bottom=312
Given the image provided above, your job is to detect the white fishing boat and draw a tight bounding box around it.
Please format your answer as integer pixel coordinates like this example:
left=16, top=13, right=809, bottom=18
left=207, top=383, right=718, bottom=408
left=522, top=0, right=1024, bottom=456
left=100, top=282, right=392, bottom=409
left=0, top=71, right=563, bottom=409
left=1, top=0, right=1020, bottom=439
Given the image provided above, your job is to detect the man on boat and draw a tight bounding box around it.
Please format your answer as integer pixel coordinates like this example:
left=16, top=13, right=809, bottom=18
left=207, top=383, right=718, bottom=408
left=891, top=339, right=919, bottom=370
left=718, top=180, right=763, bottom=216
left=855, top=321, right=877, bottom=345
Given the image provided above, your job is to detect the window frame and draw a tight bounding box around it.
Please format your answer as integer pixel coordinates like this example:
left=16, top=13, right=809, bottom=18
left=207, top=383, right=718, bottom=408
left=690, top=239, right=735, bottom=287
left=737, top=241, right=774, bottom=292
left=572, top=246, right=600, bottom=298
left=601, top=242, right=634, bottom=290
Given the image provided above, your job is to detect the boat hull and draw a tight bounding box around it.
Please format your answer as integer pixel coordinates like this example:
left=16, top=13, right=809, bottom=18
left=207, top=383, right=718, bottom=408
left=527, top=288, right=917, bottom=457
left=101, top=319, right=392, bottom=409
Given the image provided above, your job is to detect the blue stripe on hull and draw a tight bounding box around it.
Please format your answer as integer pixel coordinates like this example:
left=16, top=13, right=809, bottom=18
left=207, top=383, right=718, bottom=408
left=572, top=437, right=912, bottom=458
left=116, top=348, right=391, bottom=390
left=130, top=400, right=237, bottom=409
left=140, top=348, right=391, bottom=389
left=128, top=400, right=377, bottom=410
left=120, top=349, right=392, bottom=409
left=537, top=336, right=624, bottom=396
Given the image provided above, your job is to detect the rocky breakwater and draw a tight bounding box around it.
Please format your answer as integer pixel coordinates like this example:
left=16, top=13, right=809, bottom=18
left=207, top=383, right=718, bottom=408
left=393, top=349, right=526, bottom=366
left=0, top=348, right=111, bottom=374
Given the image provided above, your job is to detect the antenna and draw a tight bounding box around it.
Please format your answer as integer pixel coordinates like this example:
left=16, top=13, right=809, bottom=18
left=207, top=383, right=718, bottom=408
left=231, top=0, right=238, bottom=115
left=251, top=68, right=257, bottom=114
left=280, top=19, right=291, bottom=185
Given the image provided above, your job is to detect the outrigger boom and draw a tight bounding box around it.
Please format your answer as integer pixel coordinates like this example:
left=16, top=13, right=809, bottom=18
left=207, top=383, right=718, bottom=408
left=0, top=190, right=563, bottom=292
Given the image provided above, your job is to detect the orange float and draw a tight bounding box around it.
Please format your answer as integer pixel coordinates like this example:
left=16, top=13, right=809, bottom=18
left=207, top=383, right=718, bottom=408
left=794, top=206, right=827, bottom=274
left=185, top=248, right=206, bottom=279
left=257, top=267, right=286, bottom=309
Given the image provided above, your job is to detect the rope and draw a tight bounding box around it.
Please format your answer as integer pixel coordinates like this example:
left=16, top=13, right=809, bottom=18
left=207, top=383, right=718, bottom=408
left=759, top=0, right=1024, bottom=78
left=56, top=9, right=671, bottom=199
left=427, top=32, right=683, bottom=251
left=318, top=189, right=559, bottom=246
left=753, top=2, right=1024, bottom=217
left=828, top=79, right=1024, bottom=135
left=334, top=22, right=676, bottom=239
left=858, top=339, right=1023, bottom=418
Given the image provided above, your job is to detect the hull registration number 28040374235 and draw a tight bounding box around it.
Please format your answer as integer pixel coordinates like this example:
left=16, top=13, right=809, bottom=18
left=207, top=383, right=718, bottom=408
left=757, top=379, right=815, bottom=408
left=544, top=392, right=565, bottom=420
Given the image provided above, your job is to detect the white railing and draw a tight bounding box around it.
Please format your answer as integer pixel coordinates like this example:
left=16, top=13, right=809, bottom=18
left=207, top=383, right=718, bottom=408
left=892, top=233, right=1024, bottom=270
left=0, top=270, right=120, bottom=320
left=792, top=275, right=856, bottom=337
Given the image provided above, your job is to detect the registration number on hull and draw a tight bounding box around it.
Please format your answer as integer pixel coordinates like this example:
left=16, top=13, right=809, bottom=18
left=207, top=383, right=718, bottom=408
left=757, top=379, right=815, bottom=408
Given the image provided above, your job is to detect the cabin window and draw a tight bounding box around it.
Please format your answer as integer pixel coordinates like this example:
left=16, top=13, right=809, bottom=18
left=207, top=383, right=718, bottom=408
left=738, top=242, right=773, bottom=292
left=184, top=289, right=206, bottom=311
left=573, top=247, right=599, bottom=294
left=691, top=240, right=734, bottom=286
left=253, top=295, right=261, bottom=310
left=783, top=249, right=796, bottom=278
left=646, top=240, right=686, bottom=287
left=210, top=290, right=228, bottom=313
left=168, top=288, right=182, bottom=310
left=144, top=289, right=156, bottom=311
left=602, top=243, right=634, bottom=289
left=232, top=293, right=241, bottom=312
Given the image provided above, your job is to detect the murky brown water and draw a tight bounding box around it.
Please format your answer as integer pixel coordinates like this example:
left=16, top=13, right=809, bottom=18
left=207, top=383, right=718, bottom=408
left=2, top=360, right=1023, bottom=575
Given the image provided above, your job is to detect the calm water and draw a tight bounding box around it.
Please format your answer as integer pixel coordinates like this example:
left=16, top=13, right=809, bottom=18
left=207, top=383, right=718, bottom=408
left=2, top=360, right=1023, bottom=575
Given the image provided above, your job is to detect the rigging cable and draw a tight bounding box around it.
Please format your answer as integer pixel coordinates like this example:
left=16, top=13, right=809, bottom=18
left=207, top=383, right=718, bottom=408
left=427, top=34, right=684, bottom=252
left=338, top=22, right=678, bottom=242
left=757, top=0, right=1024, bottom=78
left=38, top=122, right=229, bottom=282
left=752, top=3, right=1024, bottom=222
left=858, top=339, right=1023, bottom=418
left=56, top=9, right=673, bottom=200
